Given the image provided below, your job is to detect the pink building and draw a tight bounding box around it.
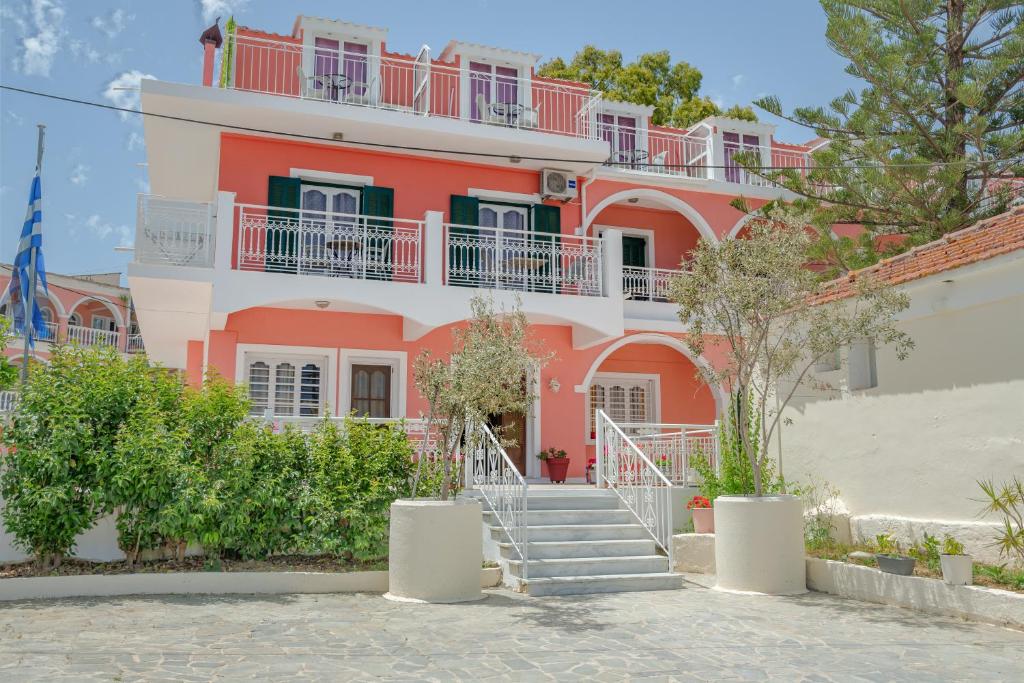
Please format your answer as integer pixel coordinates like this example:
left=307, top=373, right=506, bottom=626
left=130, top=15, right=823, bottom=483
left=1, top=265, right=143, bottom=365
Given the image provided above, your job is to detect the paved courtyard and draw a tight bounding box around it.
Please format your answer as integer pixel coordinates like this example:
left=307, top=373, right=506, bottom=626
left=1, top=583, right=1022, bottom=681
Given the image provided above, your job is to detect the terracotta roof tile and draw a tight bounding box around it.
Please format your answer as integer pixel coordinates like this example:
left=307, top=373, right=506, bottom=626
left=809, top=206, right=1024, bottom=304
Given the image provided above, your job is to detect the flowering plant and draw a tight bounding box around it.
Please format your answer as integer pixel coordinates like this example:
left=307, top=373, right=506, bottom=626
left=686, top=495, right=711, bottom=510
left=536, top=447, right=567, bottom=461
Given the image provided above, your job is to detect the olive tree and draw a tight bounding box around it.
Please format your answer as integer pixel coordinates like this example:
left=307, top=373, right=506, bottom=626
left=669, top=206, right=914, bottom=496
left=412, top=295, right=550, bottom=500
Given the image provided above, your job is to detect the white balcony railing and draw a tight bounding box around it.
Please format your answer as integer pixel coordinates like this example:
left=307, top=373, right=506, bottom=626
left=621, top=422, right=719, bottom=486
left=225, top=34, right=602, bottom=139
left=6, top=318, right=59, bottom=343
left=622, top=266, right=683, bottom=302
left=236, top=204, right=425, bottom=283
left=444, top=223, right=603, bottom=296
left=136, top=195, right=215, bottom=267
left=126, top=334, right=145, bottom=353
left=0, top=390, right=17, bottom=414
left=67, top=325, right=120, bottom=348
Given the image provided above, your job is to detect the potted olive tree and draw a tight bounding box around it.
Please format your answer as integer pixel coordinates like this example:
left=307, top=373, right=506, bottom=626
left=670, top=205, right=911, bottom=594
left=386, top=295, right=548, bottom=603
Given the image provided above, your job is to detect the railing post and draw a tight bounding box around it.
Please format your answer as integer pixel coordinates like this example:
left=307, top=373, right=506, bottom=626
left=214, top=191, right=236, bottom=272
left=595, top=411, right=605, bottom=489
left=601, top=228, right=623, bottom=300
left=423, top=211, right=444, bottom=286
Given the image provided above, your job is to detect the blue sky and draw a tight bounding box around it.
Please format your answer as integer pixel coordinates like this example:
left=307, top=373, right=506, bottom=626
left=0, top=0, right=857, bottom=280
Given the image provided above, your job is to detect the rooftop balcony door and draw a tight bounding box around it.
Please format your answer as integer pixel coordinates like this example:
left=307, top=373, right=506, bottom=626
left=469, top=61, right=521, bottom=125
left=312, top=38, right=371, bottom=104
left=599, top=114, right=641, bottom=167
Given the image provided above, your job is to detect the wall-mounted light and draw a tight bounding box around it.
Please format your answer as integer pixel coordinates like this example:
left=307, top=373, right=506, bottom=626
left=627, top=197, right=639, bottom=204
left=314, top=300, right=330, bottom=309
left=509, top=156, right=522, bottom=164
left=332, top=132, right=344, bottom=141
left=548, top=377, right=561, bottom=393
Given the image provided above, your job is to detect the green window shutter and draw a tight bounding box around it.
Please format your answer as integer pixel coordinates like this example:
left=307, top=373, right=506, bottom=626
left=266, top=176, right=301, bottom=273
left=449, top=195, right=479, bottom=286
left=532, top=204, right=561, bottom=293
left=622, top=236, right=647, bottom=268
left=362, top=186, right=395, bottom=280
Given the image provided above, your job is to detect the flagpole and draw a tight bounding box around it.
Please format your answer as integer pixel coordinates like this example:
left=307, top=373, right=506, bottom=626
left=21, top=124, right=44, bottom=384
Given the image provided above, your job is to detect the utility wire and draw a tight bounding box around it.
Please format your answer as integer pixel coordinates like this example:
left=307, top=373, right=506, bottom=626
left=4, top=84, right=1021, bottom=172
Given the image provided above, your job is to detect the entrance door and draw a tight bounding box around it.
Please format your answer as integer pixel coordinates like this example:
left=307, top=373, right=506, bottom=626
left=622, top=235, right=649, bottom=300
left=488, top=411, right=527, bottom=475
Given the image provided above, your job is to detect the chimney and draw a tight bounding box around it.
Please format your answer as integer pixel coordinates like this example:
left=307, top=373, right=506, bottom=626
left=199, top=18, right=224, bottom=87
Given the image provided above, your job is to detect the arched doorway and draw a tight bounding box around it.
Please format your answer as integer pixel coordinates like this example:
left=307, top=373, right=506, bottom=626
left=66, top=296, right=124, bottom=348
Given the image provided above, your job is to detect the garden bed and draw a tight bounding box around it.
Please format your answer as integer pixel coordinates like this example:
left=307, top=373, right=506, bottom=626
left=0, top=554, right=386, bottom=579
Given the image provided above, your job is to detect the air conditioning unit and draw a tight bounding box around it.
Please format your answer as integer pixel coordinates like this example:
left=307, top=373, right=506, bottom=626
left=541, top=169, right=578, bottom=200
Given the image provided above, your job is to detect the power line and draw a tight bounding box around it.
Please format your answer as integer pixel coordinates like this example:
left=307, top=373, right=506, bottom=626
left=4, top=84, right=1020, bottom=172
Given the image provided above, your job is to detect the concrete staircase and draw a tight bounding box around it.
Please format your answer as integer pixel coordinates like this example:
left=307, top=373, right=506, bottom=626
left=478, top=488, right=681, bottom=596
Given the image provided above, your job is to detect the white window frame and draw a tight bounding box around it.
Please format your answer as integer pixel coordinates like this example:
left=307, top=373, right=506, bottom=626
left=68, top=312, right=82, bottom=327
left=595, top=225, right=656, bottom=267
left=299, top=17, right=385, bottom=105
left=242, top=353, right=329, bottom=418
left=340, top=349, right=407, bottom=419
left=458, top=53, right=534, bottom=121
left=235, top=344, right=337, bottom=416
left=586, top=372, right=661, bottom=444
left=91, top=314, right=116, bottom=332
left=478, top=202, right=529, bottom=232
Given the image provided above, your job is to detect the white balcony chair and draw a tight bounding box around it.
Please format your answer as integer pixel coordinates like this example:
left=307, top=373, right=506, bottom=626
left=520, top=101, right=542, bottom=128
left=476, top=94, right=507, bottom=125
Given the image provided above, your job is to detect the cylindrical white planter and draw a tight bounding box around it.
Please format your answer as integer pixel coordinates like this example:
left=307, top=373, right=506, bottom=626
left=714, top=495, right=807, bottom=595
left=386, top=498, right=484, bottom=603
left=940, top=554, right=973, bottom=585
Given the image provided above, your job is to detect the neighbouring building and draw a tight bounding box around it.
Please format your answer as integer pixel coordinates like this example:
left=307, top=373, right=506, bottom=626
left=129, top=14, right=828, bottom=483
left=783, top=207, right=1024, bottom=563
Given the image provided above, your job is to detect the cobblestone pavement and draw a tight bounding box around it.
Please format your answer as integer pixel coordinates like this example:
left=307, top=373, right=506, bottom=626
left=1, top=583, right=1022, bottom=681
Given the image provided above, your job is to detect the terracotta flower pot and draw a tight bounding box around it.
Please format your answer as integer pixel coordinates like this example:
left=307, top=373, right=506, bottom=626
left=691, top=507, right=715, bottom=534
left=545, top=458, right=570, bottom=483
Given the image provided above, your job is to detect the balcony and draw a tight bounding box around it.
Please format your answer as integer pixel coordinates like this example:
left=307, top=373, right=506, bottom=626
left=67, top=325, right=120, bottom=348
left=127, top=334, right=145, bottom=353
left=135, top=195, right=215, bottom=268
left=223, top=34, right=602, bottom=140
left=621, top=266, right=682, bottom=303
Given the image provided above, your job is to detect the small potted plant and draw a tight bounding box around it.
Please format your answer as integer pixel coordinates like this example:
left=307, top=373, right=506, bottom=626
left=939, top=535, right=972, bottom=585
left=537, top=447, right=570, bottom=483
left=687, top=495, right=714, bottom=533
left=874, top=534, right=916, bottom=575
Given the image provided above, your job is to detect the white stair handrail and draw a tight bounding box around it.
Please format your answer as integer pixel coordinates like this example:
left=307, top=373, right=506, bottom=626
left=596, top=410, right=674, bottom=566
left=470, top=421, right=529, bottom=581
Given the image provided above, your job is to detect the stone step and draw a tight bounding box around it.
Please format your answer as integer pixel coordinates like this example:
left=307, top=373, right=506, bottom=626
left=484, top=508, right=637, bottom=526
left=497, top=538, right=658, bottom=560
left=506, top=555, right=669, bottom=579
left=526, top=572, right=683, bottom=597
left=493, top=523, right=652, bottom=542
left=521, top=495, right=622, bottom=510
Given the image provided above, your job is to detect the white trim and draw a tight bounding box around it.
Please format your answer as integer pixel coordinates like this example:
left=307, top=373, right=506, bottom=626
left=90, top=314, right=116, bottom=332
left=468, top=188, right=542, bottom=204
left=442, top=41, right=540, bottom=68
left=339, top=348, right=407, bottom=419
left=298, top=17, right=388, bottom=43
left=595, top=225, right=656, bottom=267
left=586, top=371, right=662, bottom=443
left=235, top=343, right=338, bottom=416
left=583, top=188, right=717, bottom=244
left=290, top=168, right=374, bottom=187
left=66, top=295, right=125, bottom=327
left=598, top=101, right=656, bottom=118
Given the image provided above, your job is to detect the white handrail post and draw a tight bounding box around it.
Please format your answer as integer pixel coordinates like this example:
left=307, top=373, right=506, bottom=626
left=215, top=191, right=236, bottom=272
left=595, top=410, right=605, bottom=489
left=423, top=211, right=444, bottom=286
left=602, top=228, right=623, bottom=300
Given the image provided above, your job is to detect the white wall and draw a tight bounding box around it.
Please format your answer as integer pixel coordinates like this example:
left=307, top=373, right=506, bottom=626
left=781, top=254, right=1024, bottom=559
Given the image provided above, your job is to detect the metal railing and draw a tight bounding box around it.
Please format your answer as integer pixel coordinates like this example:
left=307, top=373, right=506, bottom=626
left=603, top=124, right=714, bottom=180
left=621, top=266, right=683, bottom=302
left=620, top=422, right=719, bottom=486
left=444, top=223, right=603, bottom=296
left=469, top=420, right=528, bottom=580
left=595, top=410, right=673, bottom=564
left=725, top=144, right=811, bottom=187
left=0, top=390, right=17, bottom=414
left=236, top=204, right=425, bottom=283
left=66, top=324, right=120, bottom=348
left=225, top=34, right=601, bottom=139
left=136, top=195, right=215, bottom=267
left=126, top=334, right=145, bottom=353
left=265, top=415, right=440, bottom=455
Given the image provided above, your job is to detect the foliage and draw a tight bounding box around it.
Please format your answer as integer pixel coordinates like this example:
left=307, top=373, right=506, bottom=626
left=670, top=205, right=913, bottom=495
left=910, top=532, right=942, bottom=572
left=797, top=476, right=842, bottom=552
left=748, top=0, right=1024, bottom=247
left=412, top=295, right=550, bottom=500
left=693, top=392, right=782, bottom=501
left=219, top=16, right=236, bottom=88
left=942, top=535, right=966, bottom=556
left=874, top=533, right=903, bottom=557
left=536, top=447, right=567, bottom=461
left=686, top=495, right=711, bottom=510
left=537, top=46, right=757, bottom=128
left=975, top=563, right=1024, bottom=590
left=978, top=476, right=1024, bottom=566
left=0, top=317, right=17, bottom=389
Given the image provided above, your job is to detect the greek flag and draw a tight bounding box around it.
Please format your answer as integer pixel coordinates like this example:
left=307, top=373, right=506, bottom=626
left=7, top=172, right=49, bottom=347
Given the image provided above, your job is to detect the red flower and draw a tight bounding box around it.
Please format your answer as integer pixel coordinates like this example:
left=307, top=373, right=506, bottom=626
left=686, top=495, right=711, bottom=510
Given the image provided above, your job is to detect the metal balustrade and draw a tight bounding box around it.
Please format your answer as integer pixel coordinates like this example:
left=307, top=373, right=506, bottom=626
left=0, top=390, right=18, bottom=414
left=225, top=34, right=602, bottom=139
left=621, top=266, right=683, bottom=302
left=469, top=420, right=528, bottom=580
left=66, top=324, right=120, bottom=348
left=596, top=410, right=674, bottom=565
left=236, top=204, right=425, bottom=283
left=620, top=422, right=719, bottom=486
left=135, top=195, right=215, bottom=267
left=126, top=334, right=145, bottom=353
left=265, top=415, right=438, bottom=452
left=444, top=223, right=603, bottom=296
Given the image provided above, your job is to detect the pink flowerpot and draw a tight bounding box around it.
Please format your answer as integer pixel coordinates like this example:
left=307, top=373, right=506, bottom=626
left=692, top=507, right=715, bottom=534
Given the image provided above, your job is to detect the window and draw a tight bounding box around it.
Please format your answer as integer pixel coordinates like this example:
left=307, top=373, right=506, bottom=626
left=311, top=38, right=370, bottom=102
left=814, top=348, right=841, bottom=373
left=599, top=113, right=639, bottom=164
left=847, top=339, right=877, bottom=391
left=478, top=202, right=528, bottom=232
left=68, top=312, right=82, bottom=327
left=246, top=355, right=326, bottom=416
left=588, top=374, right=658, bottom=438
left=723, top=131, right=761, bottom=183
left=91, top=314, right=116, bottom=332
left=469, top=61, right=520, bottom=121
left=351, top=364, right=392, bottom=418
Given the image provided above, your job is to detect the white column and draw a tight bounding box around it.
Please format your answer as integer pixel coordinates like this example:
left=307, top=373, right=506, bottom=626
left=214, top=191, right=237, bottom=272
left=423, top=210, right=445, bottom=287
left=602, top=227, right=623, bottom=300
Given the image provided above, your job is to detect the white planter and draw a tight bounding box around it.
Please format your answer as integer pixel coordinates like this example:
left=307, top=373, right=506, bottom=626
left=386, top=498, right=484, bottom=604
left=713, top=494, right=807, bottom=595
left=940, top=554, right=973, bottom=586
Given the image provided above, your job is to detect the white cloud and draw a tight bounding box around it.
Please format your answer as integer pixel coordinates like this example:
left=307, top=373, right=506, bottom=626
left=731, top=74, right=745, bottom=88
left=84, top=214, right=133, bottom=247
left=69, top=40, right=101, bottom=63
left=103, top=70, right=156, bottom=121
left=198, top=0, right=247, bottom=23
left=91, top=9, right=132, bottom=38
left=69, top=163, right=89, bottom=186
left=710, top=93, right=725, bottom=109
left=8, top=0, right=67, bottom=77
left=6, top=111, right=26, bottom=126
left=127, top=131, right=145, bottom=152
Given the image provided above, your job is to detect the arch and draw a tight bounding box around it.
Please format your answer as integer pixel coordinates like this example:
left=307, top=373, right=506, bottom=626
left=575, top=332, right=727, bottom=415
left=726, top=212, right=761, bottom=240
left=66, top=295, right=125, bottom=328
left=0, top=287, right=67, bottom=319
left=583, top=188, right=718, bottom=244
